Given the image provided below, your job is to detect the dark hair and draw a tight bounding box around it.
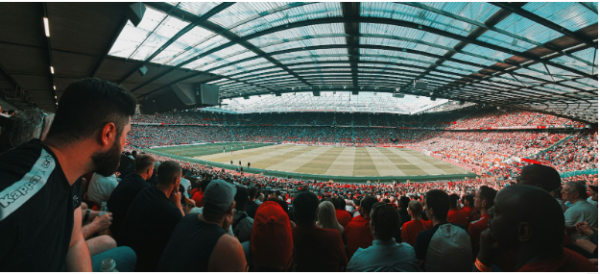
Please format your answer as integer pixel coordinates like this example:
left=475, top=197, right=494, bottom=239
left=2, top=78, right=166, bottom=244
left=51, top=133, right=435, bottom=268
left=293, top=191, right=319, bottom=224
left=371, top=202, right=401, bottom=240
left=234, top=186, right=249, bottom=211
left=46, top=78, right=136, bottom=143
left=134, top=154, right=155, bottom=173
left=157, top=161, right=181, bottom=187
left=360, top=196, right=379, bottom=218
left=479, top=186, right=497, bottom=210
left=464, top=194, right=475, bottom=206
left=520, top=164, right=561, bottom=192
left=398, top=196, right=410, bottom=210
left=448, top=194, right=460, bottom=209
left=248, top=187, right=258, bottom=200
left=425, top=190, right=449, bottom=221
left=200, top=179, right=211, bottom=192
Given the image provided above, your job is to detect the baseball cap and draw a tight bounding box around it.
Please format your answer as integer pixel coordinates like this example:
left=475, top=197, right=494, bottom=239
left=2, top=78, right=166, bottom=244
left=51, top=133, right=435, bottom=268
left=203, top=180, right=237, bottom=211
left=251, top=201, right=293, bottom=271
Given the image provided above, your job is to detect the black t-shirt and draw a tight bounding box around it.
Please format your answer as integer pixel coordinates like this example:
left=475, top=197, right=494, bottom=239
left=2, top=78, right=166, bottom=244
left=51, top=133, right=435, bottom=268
left=120, top=186, right=182, bottom=272
left=157, top=214, right=225, bottom=272
left=106, top=173, right=150, bottom=243
left=0, top=139, right=81, bottom=271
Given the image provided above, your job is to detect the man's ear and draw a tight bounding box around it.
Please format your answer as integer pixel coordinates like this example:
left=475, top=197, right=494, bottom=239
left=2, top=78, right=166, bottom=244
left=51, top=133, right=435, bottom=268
left=99, top=123, right=117, bottom=146
left=517, top=222, right=532, bottom=242
left=482, top=199, right=487, bottom=209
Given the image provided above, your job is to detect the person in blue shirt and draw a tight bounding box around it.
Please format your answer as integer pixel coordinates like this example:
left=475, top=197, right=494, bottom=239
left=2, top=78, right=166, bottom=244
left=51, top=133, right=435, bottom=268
left=347, top=202, right=420, bottom=272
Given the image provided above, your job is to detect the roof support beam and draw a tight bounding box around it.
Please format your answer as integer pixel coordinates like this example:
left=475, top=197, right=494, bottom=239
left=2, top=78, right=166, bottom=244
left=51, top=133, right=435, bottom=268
left=117, top=2, right=234, bottom=83
left=492, top=2, right=598, bottom=49
left=342, top=2, right=360, bottom=91
left=398, top=3, right=522, bottom=93
left=125, top=15, right=597, bottom=93
left=134, top=2, right=311, bottom=93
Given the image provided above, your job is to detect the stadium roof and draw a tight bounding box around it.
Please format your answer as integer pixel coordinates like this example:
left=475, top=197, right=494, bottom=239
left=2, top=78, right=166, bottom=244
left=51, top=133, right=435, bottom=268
left=204, top=92, right=449, bottom=114
left=0, top=2, right=597, bottom=122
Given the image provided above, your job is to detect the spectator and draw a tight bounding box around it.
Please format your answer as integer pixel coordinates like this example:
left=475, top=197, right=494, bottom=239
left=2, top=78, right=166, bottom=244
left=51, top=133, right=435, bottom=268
left=246, top=186, right=259, bottom=218
left=469, top=186, right=496, bottom=254
left=107, top=153, right=155, bottom=242
left=191, top=179, right=210, bottom=208
left=157, top=180, right=246, bottom=271
left=86, top=172, right=119, bottom=205
left=518, top=164, right=562, bottom=192
left=292, top=191, right=347, bottom=271
left=401, top=200, right=428, bottom=246
left=333, top=197, right=352, bottom=228
left=344, top=196, right=378, bottom=258
left=250, top=201, right=293, bottom=271
left=588, top=185, right=598, bottom=208
left=233, top=186, right=254, bottom=243
left=415, top=190, right=472, bottom=271
left=397, top=196, right=411, bottom=225
left=0, top=78, right=137, bottom=271
left=461, top=194, right=476, bottom=223
left=120, top=161, right=184, bottom=271
left=348, top=202, right=420, bottom=271
left=317, top=201, right=344, bottom=235
left=477, top=185, right=597, bottom=271
left=447, top=193, right=468, bottom=227
left=562, top=181, right=598, bottom=240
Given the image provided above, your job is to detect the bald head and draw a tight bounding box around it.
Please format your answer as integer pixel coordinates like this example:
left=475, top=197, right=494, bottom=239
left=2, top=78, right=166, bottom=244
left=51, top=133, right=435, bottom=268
left=491, top=185, right=564, bottom=249
left=518, top=164, right=561, bottom=192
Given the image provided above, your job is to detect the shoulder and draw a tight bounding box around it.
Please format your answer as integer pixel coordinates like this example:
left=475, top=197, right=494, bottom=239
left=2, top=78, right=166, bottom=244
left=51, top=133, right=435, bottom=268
left=214, top=234, right=243, bottom=257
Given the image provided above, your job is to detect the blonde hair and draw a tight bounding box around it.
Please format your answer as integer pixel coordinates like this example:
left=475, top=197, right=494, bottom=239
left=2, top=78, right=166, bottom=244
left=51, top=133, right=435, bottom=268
left=317, top=201, right=344, bottom=235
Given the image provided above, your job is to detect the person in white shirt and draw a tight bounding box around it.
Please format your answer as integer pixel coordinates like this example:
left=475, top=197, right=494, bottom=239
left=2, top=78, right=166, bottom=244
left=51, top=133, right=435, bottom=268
left=562, top=181, right=598, bottom=240
left=87, top=172, right=119, bottom=204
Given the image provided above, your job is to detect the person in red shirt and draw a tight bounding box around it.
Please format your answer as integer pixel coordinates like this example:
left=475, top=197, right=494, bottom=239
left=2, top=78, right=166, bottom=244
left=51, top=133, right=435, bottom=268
left=461, top=194, right=475, bottom=223
left=476, top=185, right=597, bottom=272
left=292, top=191, right=347, bottom=271
left=447, top=194, right=468, bottom=227
left=333, top=198, right=352, bottom=228
left=468, top=186, right=496, bottom=254
left=344, top=196, right=378, bottom=259
left=191, top=179, right=210, bottom=208
left=401, top=200, right=428, bottom=246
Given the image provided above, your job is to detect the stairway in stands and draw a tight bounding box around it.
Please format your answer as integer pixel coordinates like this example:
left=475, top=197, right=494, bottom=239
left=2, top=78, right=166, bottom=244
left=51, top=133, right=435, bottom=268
left=526, top=134, right=574, bottom=158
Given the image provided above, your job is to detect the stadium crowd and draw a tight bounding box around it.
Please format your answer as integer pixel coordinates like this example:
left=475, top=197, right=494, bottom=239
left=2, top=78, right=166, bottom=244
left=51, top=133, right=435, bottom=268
left=448, top=109, right=587, bottom=128
left=0, top=78, right=597, bottom=272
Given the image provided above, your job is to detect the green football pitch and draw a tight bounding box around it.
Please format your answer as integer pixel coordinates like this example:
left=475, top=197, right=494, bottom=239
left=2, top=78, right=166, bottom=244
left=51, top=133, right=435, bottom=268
left=151, top=142, right=472, bottom=178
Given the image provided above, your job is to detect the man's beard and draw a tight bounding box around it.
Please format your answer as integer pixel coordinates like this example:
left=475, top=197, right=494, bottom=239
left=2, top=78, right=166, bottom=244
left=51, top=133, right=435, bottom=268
left=91, top=138, right=122, bottom=177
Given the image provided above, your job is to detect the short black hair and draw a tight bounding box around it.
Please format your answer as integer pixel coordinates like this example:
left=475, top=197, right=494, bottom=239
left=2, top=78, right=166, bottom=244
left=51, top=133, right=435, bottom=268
left=479, top=186, right=497, bottom=210
left=248, top=187, right=258, bottom=199
left=360, top=196, right=379, bottom=218
left=398, top=196, right=410, bottom=210
left=448, top=194, right=460, bottom=209
left=520, top=164, right=561, bottom=192
left=464, top=194, right=474, bottom=206
left=200, top=179, right=211, bottom=192
left=234, top=186, right=249, bottom=211
left=46, top=78, right=136, bottom=143
left=371, top=202, right=401, bottom=240
left=425, top=190, right=449, bottom=221
left=157, top=161, right=181, bottom=187
left=292, top=191, right=319, bottom=224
